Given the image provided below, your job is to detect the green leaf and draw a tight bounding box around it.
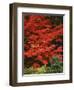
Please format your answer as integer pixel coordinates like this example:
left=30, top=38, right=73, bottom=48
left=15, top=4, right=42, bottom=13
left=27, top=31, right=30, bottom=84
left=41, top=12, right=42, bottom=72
left=52, top=56, right=59, bottom=64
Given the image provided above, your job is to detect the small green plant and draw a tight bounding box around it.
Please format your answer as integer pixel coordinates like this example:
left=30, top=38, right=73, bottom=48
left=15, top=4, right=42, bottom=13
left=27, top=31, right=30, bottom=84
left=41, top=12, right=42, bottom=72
left=36, top=65, right=46, bottom=74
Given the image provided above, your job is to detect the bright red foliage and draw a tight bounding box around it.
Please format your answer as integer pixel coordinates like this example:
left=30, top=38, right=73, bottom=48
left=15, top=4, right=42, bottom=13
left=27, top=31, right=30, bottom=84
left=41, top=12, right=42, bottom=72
left=24, top=15, right=63, bottom=68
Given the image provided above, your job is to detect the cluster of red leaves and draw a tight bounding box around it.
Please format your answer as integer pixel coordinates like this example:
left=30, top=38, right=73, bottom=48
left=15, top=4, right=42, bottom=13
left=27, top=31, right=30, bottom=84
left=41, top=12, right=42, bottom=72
left=24, top=15, right=63, bottom=68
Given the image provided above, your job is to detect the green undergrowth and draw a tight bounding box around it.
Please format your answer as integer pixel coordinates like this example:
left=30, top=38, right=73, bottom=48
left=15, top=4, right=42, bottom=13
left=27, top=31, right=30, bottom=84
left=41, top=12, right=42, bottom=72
left=24, top=56, right=63, bottom=74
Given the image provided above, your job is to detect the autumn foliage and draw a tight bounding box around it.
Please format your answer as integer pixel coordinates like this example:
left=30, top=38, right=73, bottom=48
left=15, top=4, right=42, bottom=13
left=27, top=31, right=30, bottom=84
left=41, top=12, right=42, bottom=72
left=24, top=15, right=63, bottom=74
